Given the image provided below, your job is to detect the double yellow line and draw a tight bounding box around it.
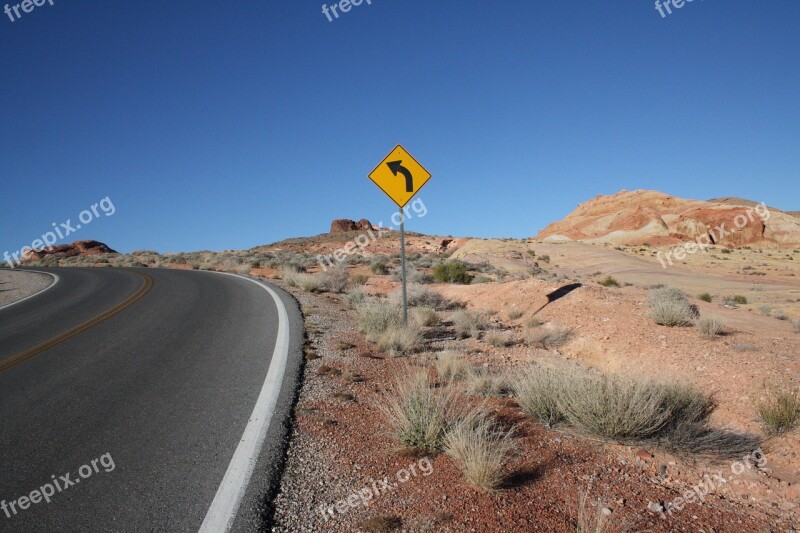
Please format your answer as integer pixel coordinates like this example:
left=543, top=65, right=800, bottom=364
left=0, top=272, right=154, bottom=375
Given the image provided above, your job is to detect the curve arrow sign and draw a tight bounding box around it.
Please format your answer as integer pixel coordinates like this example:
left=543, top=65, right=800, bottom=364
left=386, top=160, right=414, bottom=193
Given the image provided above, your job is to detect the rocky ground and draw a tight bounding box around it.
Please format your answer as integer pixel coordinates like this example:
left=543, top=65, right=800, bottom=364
left=265, top=265, right=799, bottom=532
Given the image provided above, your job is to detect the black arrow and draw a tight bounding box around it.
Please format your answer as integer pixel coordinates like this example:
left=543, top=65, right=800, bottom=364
left=387, top=160, right=413, bottom=192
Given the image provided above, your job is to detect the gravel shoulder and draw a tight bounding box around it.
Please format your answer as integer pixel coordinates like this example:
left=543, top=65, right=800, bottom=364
left=0, top=269, right=55, bottom=307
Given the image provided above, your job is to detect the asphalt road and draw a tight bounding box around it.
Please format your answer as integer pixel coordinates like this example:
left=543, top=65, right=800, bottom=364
left=0, top=267, right=303, bottom=532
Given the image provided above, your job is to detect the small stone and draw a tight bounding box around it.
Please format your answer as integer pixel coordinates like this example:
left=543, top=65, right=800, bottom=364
left=635, top=449, right=654, bottom=461
left=648, top=501, right=664, bottom=513
left=601, top=507, right=612, bottom=516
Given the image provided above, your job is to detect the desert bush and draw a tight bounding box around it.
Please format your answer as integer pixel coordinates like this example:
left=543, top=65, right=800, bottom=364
left=393, top=284, right=452, bottom=310
left=319, top=266, right=349, bottom=293
left=345, top=288, right=368, bottom=308
left=443, top=408, right=514, bottom=491
left=794, top=320, right=800, bottom=334
left=432, top=261, right=473, bottom=284
left=759, top=305, right=772, bottom=316
left=507, top=309, right=524, bottom=320
left=377, top=323, right=423, bottom=355
left=510, top=365, right=568, bottom=428
left=471, top=275, right=493, bottom=284
left=731, top=295, right=748, bottom=305
left=774, top=310, right=789, bottom=321
left=758, top=390, right=800, bottom=435
left=483, top=328, right=514, bottom=348
left=698, top=293, right=713, bottom=303
left=696, top=316, right=725, bottom=337
left=648, top=286, right=689, bottom=307
left=525, top=316, right=544, bottom=329
left=598, top=276, right=620, bottom=288
left=525, top=325, right=572, bottom=349
left=538, top=255, right=551, bottom=263
left=464, top=367, right=506, bottom=397
left=412, top=306, right=440, bottom=327
left=355, top=302, right=402, bottom=341
left=560, top=374, right=674, bottom=440
left=379, top=371, right=456, bottom=452
left=649, top=287, right=695, bottom=327
left=371, top=261, right=389, bottom=275
left=452, top=310, right=488, bottom=338
left=435, top=351, right=470, bottom=382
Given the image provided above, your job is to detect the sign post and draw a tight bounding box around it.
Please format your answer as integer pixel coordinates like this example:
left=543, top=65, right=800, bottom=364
left=368, top=145, right=432, bottom=326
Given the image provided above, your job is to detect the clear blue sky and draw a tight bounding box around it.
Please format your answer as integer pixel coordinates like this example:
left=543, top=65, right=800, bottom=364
left=2, top=0, right=798, bottom=253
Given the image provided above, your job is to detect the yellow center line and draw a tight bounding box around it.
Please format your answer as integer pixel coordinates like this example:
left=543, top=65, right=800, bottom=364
left=0, top=272, right=155, bottom=375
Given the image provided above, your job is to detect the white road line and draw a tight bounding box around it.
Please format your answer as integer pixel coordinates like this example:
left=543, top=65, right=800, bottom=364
left=0, top=270, right=60, bottom=312
left=199, top=273, right=291, bottom=533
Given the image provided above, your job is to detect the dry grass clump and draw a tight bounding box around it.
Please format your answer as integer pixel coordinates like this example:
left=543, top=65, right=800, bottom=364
left=510, top=363, right=756, bottom=456
left=695, top=316, right=725, bottom=337
left=443, top=408, right=515, bottom=492
left=393, top=284, right=453, bottom=310
left=510, top=365, right=568, bottom=428
left=319, top=266, right=350, bottom=293
left=648, top=286, right=695, bottom=327
left=464, top=367, right=506, bottom=397
left=452, top=309, right=489, bottom=338
left=345, top=288, right=367, bottom=308
left=354, top=302, right=402, bottom=341
left=794, top=320, right=800, bottom=334
left=281, top=268, right=325, bottom=292
left=435, top=351, right=471, bottom=382
left=412, top=306, right=440, bottom=327
left=380, top=368, right=514, bottom=490
left=483, top=328, right=514, bottom=347
left=525, top=324, right=572, bottom=349
left=525, top=316, right=544, bottom=329
left=560, top=373, right=676, bottom=440
left=758, top=390, right=800, bottom=435
left=377, top=323, right=423, bottom=355
left=379, top=371, right=456, bottom=452
left=507, top=309, right=524, bottom=320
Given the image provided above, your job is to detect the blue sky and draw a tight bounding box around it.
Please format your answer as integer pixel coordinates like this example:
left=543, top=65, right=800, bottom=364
left=1, top=0, right=798, bottom=253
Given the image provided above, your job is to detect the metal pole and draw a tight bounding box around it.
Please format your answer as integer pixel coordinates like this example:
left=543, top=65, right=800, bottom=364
left=400, top=208, right=408, bottom=326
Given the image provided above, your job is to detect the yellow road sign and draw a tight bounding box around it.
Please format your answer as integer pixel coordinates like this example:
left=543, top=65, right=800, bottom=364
left=368, top=145, right=431, bottom=208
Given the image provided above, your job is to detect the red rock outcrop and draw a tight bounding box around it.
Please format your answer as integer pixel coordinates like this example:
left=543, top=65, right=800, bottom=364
left=537, top=190, right=800, bottom=248
left=329, top=219, right=374, bottom=233
left=22, top=240, right=118, bottom=261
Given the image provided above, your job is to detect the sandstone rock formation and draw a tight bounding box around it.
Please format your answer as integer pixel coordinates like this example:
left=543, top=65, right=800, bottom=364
left=537, top=190, right=800, bottom=248
left=329, top=219, right=374, bottom=233
left=22, top=240, right=118, bottom=261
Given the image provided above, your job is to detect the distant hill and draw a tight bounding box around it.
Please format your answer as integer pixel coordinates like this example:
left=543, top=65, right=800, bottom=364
left=537, top=189, right=800, bottom=248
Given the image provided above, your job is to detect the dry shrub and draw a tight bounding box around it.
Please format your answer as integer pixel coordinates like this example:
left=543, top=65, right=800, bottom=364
left=452, top=310, right=488, bottom=339
left=695, top=316, right=725, bottom=337
left=355, top=302, right=401, bottom=341
left=758, top=390, right=800, bottom=435
left=525, top=324, right=572, bottom=349
left=412, top=306, right=440, bottom=327
left=379, top=371, right=456, bottom=452
left=377, top=323, right=423, bottom=355
left=443, top=408, right=514, bottom=491
left=648, top=286, right=696, bottom=327
left=483, top=328, right=514, bottom=347
left=510, top=365, right=568, bottom=428
left=435, top=351, right=470, bottom=382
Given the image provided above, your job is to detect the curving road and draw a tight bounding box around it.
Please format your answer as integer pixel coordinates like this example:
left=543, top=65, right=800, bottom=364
left=0, top=268, right=303, bottom=532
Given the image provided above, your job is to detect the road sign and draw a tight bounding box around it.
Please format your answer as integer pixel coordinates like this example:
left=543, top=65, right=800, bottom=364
left=368, top=145, right=431, bottom=208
